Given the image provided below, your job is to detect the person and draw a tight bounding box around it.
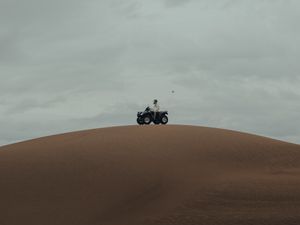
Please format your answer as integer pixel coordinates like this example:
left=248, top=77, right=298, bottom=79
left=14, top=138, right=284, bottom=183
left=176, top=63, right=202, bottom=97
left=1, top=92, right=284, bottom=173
left=151, top=99, right=160, bottom=120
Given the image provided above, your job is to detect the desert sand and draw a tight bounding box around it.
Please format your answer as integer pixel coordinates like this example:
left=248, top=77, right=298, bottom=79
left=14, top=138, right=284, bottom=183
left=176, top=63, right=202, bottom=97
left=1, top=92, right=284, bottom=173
left=1, top=125, right=300, bottom=225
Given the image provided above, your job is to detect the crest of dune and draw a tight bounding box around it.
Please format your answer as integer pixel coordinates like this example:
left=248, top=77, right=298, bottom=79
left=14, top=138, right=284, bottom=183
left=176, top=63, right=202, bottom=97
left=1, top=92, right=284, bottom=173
left=1, top=125, right=300, bottom=225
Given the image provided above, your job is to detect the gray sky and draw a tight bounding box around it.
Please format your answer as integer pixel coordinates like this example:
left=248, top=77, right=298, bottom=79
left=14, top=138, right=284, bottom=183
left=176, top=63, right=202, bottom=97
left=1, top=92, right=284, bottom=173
left=1, top=0, right=300, bottom=146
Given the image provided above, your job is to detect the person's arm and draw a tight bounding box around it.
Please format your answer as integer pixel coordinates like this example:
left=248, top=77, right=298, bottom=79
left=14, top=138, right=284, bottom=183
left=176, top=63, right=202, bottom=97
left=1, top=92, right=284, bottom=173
left=154, top=104, right=160, bottom=112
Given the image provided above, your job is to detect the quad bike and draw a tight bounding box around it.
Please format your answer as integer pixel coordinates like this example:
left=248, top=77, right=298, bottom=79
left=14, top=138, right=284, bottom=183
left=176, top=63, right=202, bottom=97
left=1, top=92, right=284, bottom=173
left=137, top=107, right=168, bottom=125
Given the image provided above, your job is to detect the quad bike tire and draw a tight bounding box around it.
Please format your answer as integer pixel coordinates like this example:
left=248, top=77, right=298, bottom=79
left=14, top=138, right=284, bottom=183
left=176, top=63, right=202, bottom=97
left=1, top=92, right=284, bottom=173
left=137, top=117, right=144, bottom=125
left=161, top=116, right=168, bottom=125
left=143, top=116, right=151, bottom=125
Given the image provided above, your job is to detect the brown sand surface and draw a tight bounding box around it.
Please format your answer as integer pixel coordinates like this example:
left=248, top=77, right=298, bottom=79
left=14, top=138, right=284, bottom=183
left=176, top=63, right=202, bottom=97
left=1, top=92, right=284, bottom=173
left=1, top=125, right=300, bottom=225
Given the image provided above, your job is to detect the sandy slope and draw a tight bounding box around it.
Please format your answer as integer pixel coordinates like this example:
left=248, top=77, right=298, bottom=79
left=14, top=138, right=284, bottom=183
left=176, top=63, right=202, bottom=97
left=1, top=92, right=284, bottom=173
left=1, top=125, right=300, bottom=225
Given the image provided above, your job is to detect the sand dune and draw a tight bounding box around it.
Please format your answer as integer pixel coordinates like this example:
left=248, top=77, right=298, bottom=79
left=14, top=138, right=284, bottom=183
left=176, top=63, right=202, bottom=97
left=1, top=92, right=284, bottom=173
left=1, top=125, right=300, bottom=225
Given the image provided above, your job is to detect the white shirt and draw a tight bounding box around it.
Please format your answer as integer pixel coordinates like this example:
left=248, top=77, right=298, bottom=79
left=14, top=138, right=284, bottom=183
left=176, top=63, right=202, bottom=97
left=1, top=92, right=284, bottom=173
left=152, top=103, right=160, bottom=112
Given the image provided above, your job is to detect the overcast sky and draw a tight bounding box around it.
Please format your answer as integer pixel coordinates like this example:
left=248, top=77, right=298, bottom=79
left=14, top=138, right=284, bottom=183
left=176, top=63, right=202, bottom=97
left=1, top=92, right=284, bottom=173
left=0, top=0, right=300, bottom=146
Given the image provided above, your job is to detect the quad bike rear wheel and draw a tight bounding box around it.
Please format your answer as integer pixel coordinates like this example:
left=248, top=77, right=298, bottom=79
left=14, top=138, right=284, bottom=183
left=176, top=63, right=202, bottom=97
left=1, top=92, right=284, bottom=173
left=161, top=116, right=168, bottom=125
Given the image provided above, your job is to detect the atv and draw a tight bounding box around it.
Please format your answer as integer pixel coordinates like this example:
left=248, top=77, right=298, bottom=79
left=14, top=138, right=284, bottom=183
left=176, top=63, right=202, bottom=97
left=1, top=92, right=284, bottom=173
left=137, top=107, right=168, bottom=125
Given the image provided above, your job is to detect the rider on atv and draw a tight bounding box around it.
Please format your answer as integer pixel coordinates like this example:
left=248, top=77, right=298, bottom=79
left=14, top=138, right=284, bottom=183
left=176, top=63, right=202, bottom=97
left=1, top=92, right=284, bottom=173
left=136, top=99, right=168, bottom=125
left=151, top=99, right=160, bottom=120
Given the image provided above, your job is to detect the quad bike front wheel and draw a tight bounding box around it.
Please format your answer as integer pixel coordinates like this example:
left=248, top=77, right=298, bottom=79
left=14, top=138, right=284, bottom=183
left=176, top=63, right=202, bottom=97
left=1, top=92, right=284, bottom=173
left=137, top=117, right=144, bottom=125
left=143, top=116, right=151, bottom=125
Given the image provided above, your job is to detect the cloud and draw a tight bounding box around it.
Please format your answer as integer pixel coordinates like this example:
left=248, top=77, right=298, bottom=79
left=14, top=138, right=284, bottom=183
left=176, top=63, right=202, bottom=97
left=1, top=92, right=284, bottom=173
left=0, top=0, right=300, bottom=146
left=163, top=0, right=192, bottom=8
left=4, top=96, right=67, bottom=115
